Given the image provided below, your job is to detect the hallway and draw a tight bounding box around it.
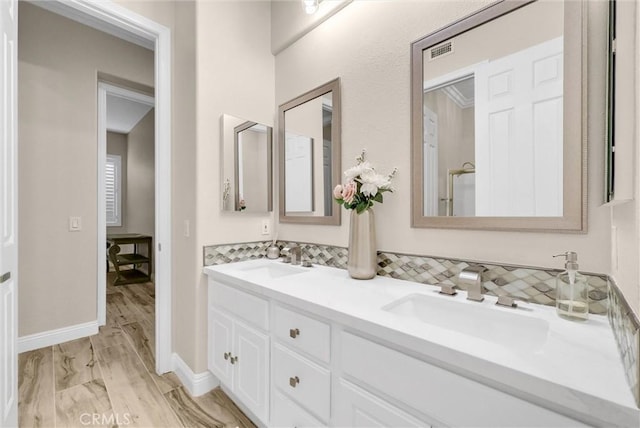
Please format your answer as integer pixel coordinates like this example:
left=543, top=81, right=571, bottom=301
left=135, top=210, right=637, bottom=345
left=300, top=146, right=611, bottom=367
left=18, top=274, right=255, bottom=427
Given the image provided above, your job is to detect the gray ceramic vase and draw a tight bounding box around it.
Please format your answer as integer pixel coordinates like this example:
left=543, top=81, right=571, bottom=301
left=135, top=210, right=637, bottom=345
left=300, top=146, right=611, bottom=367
left=347, top=208, right=377, bottom=279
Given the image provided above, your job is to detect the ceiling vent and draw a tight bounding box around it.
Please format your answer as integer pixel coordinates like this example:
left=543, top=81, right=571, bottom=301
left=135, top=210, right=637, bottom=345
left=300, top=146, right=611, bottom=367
left=429, top=41, right=453, bottom=61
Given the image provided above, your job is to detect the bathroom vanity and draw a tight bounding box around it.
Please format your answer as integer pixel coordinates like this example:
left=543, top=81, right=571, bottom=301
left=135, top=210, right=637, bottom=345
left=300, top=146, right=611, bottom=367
left=204, top=259, right=638, bottom=427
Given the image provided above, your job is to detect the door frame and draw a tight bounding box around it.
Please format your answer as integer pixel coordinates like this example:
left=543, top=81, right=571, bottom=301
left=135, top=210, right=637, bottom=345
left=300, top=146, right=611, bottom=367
left=97, top=82, right=155, bottom=324
left=42, top=0, right=173, bottom=374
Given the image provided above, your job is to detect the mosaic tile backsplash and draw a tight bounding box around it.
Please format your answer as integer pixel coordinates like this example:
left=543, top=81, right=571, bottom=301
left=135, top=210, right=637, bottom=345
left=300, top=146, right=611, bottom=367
left=203, top=240, right=609, bottom=314
left=608, top=279, right=640, bottom=407
left=203, top=240, right=638, bottom=407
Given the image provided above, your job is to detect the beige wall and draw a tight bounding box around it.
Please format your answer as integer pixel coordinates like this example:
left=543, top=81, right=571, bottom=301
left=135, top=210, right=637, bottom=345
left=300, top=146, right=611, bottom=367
left=275, top=2, right=611, bottom=281
left=18, top=2, right=155, bottom=336
left=423, top=0, right=563, bottom=81
left=194, top=0, right=275, bottom=372
left=126, top=109, right=155, bottom=241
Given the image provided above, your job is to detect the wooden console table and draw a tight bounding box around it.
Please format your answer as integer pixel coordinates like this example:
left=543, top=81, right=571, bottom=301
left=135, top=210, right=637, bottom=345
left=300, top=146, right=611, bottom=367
left=107, top=233, right=153, bottom=286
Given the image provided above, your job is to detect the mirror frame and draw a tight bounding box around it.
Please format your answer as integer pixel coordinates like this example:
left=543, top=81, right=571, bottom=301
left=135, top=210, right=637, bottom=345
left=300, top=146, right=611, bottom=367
left=279, top=78, right=342, bottom=225
left=234, top=120, right=273, bottom=212
left=410, top=0, right=587, bottom=232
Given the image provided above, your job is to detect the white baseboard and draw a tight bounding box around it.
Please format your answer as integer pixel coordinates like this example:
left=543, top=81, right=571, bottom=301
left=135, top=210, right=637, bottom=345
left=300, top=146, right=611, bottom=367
left=18, top=320, right=99, bottom=353
left=171, top=352, right=219, bottom=397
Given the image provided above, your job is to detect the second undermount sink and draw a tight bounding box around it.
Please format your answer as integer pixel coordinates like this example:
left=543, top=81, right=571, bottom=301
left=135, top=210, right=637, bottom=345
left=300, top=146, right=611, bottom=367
left=382, top=293, right=549, bottom=352
left=238, top=261, right=308, bottom=279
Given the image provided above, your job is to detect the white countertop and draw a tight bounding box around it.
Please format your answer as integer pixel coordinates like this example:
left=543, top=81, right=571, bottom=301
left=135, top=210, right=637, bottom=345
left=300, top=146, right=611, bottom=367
left=204, top=259, right=640, bottom=427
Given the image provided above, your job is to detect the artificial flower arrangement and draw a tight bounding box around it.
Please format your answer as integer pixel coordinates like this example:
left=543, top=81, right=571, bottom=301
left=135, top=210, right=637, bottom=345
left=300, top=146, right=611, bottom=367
left=333, top=149, right=397, bottom=213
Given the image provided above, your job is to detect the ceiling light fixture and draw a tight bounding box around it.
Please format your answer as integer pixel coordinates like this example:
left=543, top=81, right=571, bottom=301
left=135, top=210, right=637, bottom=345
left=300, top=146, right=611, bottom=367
left=302, top=0, right=319, bottom=15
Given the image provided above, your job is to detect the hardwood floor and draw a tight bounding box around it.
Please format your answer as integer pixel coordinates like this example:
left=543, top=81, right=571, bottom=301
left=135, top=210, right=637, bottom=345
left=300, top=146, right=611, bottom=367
left=19, top=273, right=256, bottom=428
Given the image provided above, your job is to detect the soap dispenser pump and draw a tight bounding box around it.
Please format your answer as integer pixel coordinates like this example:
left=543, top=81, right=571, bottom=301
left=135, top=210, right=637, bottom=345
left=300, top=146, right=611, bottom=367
left=553, top=251, right=589, bottom=321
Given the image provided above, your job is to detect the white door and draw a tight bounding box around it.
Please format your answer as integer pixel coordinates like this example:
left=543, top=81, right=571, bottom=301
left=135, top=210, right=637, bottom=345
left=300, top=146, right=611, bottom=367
left=234, top=321, right=268, bottom=422
left=475, top=37, right=563, bottom=216
left=208, top=309, right=234, bottom=387
left=0, top=0, right=18, bottom=426
left=284, top=133, right=313, bottom=213
left=423, top=107, right=438, bottom=216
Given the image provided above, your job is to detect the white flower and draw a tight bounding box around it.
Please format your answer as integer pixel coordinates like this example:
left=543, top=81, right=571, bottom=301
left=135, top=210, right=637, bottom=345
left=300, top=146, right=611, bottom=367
left=359, top=170, right=391, bottom=197
left=344, top=161, right=374, bottom=182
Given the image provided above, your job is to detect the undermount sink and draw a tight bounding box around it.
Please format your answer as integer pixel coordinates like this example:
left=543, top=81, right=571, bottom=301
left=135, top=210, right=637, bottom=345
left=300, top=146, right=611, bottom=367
left=238, top=261, right=308, bottom=279
left=382, top=293, right=549, bottom=352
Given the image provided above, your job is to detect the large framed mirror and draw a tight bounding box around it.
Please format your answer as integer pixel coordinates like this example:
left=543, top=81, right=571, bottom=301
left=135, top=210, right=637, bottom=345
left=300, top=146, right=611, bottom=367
left=221, top=114, right=273, bottom=213
left=279, top=78, right=341, bottom=225
left=411, top=0, right=586, bottom=232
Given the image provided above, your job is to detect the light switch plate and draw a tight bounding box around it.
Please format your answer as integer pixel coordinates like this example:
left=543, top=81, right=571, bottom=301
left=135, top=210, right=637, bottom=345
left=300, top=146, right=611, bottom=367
left=69, top=216, right=82, bottom=232
left=261, top=219, right=270, bottom=235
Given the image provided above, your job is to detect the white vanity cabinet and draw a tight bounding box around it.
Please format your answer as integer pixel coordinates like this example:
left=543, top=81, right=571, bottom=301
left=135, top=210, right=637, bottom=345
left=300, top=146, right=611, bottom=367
left=270, top=304, right=332, bottom=425
left=334, top=378, right=429, bottom=428
left=338, top=331, right=584, bottom=427
left=208, top=281, right=269, bottom=423
left=205, top=262, right=628, bottom=427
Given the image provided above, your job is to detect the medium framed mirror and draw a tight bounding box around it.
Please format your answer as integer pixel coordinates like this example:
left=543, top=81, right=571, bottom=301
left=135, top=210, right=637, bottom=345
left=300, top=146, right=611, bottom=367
left=221, top=114, right=273, bottom=213
left=279, top=78, right=341, bottom=225
left=411, top=0, right=586, bottom=232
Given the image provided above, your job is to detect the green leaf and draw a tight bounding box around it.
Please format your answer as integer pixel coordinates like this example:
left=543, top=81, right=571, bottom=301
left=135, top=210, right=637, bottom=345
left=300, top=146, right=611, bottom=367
left=373, top=193, right=383, bottom=203
left=356, top=202, right=367, bottom=213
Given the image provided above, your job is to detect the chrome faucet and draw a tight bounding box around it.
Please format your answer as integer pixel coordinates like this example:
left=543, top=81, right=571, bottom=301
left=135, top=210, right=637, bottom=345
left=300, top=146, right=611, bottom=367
left=459, top=265, right=486, bottom=302
left=283, top=244, right=302, bottom=265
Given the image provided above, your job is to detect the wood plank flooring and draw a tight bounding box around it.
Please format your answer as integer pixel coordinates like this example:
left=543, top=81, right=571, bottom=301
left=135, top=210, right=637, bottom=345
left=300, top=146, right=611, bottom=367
left=19, top=273, right=256, bottom=428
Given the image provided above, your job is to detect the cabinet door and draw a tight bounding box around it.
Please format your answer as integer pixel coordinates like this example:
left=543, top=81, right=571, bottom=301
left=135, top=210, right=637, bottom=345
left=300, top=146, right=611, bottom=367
left=208, top=309, right=234, bottom=386
left=234, top=320, right=269, bottom=422
left=334, top=379, right=428, bottom=428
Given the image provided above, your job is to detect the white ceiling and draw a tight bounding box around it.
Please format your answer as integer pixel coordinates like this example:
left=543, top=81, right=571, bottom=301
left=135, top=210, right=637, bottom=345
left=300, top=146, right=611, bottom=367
left=107, top=94, right=153, bottom=134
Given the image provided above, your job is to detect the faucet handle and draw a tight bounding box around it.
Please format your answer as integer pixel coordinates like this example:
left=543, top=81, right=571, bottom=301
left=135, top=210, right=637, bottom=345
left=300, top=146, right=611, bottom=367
left=496, top=295, right=529, bottom=308
left=439, top=283, right=457, bottom=296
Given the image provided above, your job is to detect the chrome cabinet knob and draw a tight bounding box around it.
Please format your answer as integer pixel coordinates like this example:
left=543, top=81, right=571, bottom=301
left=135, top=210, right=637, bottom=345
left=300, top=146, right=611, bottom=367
left=289, top=376, right=300, bottom=388
left=223, top=352, right=230, bottom=360
left=289, top=328, right=300, bottom=338
left=230, top=355, right=238, bottom=364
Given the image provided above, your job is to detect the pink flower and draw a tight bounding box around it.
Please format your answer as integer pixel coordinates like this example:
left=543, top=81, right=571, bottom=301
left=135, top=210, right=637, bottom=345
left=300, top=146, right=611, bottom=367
left=333, top=184, right=343, bottom=199
left=342, top=182, right=356, bottom=204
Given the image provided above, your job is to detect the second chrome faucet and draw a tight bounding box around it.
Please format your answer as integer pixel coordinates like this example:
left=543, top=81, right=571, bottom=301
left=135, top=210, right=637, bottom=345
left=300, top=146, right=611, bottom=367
left=458, top=265, right=487, bottom=302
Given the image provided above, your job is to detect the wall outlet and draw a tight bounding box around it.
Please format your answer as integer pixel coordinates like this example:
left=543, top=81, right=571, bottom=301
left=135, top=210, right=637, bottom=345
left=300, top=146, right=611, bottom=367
left=261, top=219, right=270, bottom=235
left=69, top=216, right=82, bottom=232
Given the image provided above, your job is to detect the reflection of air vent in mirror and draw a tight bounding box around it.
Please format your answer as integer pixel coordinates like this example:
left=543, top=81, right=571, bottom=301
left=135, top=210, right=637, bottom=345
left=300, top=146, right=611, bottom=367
left=429, top=41, right=453, bottom=61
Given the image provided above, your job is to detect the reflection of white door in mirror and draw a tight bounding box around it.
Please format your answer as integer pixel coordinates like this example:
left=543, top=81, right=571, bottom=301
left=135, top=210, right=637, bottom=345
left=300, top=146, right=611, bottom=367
left=475, top=37, right=563, bottom=217
left=422, top=37, right=563, bottom=218
left=285, top=133, right=314, bottom=212
left=423, top=107, right=438, bottom=216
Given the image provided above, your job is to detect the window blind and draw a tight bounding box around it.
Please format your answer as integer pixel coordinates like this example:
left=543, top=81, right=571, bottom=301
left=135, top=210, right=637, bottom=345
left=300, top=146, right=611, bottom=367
left=106, top=154, right=122, bottom=226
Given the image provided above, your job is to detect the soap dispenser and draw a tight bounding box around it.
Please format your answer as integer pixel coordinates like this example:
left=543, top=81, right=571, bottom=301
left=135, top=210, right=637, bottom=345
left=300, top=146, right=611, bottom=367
left=553, top=251, right=589, bottom=321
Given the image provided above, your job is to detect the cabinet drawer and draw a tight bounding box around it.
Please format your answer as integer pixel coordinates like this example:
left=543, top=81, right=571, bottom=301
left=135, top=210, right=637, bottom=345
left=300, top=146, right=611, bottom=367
left=273, top=343, right=330, bottom=422
left=340, top=332, right=583, bottom=427
left=271, top=389, right=324, bottom=428
left=334, top=378, right=429, bottom=428
left=210, top=281, right=268, bottom=330
left=273, top=304, right=330, bottom=363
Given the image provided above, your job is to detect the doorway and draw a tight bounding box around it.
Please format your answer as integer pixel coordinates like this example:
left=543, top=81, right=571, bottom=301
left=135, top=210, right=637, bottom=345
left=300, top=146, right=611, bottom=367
left=19, top=1, right=173, bottom=374
left=98, top=82, right=156, bottom=328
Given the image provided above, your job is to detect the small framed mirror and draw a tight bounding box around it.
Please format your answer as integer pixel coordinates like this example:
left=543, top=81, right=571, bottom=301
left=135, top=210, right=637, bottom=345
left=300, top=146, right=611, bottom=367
left=411, top=0, right=586, bottom=232
left=279, top=78, right=341, bottom=225
left=221, top=114, right=273, bottom=213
